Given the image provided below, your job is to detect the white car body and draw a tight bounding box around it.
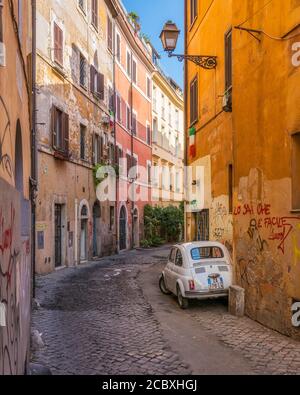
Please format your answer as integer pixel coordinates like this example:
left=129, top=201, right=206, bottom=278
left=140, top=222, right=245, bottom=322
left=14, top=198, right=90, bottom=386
left=160, top=242, right=233, bottom=308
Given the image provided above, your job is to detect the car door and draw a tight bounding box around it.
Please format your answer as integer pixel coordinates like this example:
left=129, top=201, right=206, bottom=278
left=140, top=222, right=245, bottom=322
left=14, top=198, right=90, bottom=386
left=164, top=248, right=176, bottom=290
left=174, top=249, right=186, bottom=291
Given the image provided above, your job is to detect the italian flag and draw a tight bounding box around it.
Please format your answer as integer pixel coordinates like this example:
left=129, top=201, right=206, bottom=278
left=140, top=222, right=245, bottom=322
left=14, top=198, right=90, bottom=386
left=189, top=127, right=196, bottom=157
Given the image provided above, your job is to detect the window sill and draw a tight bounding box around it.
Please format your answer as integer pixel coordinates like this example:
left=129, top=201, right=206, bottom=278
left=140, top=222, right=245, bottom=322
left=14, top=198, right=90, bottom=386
left=53, top=150, right=69, bottom=161
left=291, top=209, right=300, bottom=214
left=52, top=63, right=67, bottom=79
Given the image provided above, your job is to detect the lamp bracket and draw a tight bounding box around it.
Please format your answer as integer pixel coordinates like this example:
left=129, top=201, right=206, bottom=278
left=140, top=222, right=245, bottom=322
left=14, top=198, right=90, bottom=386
left=168, top=52, right=217, bottom=69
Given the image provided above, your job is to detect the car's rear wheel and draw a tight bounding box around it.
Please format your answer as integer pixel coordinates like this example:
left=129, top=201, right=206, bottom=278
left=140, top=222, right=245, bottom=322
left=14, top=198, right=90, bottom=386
left=159, top=275, right=171, bottom=295
left=177, top=285, right=189, bottom=309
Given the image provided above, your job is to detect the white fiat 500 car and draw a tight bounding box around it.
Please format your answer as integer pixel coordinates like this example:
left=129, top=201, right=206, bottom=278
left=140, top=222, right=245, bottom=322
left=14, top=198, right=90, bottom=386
left=159, top=242, right=233, bottom=309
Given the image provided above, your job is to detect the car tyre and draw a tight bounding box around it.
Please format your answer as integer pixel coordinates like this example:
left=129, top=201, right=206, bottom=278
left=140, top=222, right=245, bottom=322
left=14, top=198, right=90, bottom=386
left=177, top=285, right=189, bottom=309
left=159, top=275, right=171, bottom=295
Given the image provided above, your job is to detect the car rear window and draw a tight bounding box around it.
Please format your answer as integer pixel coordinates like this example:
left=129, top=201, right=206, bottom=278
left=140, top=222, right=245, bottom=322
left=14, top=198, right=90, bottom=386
left=191, top=247, right=224, bottom=260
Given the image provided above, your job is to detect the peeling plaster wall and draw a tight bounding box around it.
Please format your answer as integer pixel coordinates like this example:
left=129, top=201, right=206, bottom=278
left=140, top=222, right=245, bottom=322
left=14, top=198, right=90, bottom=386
left=0, top=0, right=31, bottom=375
left=35, top=0, right=116, bottom=274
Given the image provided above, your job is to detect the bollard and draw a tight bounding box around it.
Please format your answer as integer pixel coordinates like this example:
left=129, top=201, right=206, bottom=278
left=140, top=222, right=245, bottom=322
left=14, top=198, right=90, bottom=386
left=229, top=285, right=245, bottom=317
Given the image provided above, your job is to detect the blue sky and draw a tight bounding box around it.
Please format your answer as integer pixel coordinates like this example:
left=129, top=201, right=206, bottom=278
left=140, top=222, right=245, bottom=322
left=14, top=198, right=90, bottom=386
left=122, top=0, right=184, bottom=88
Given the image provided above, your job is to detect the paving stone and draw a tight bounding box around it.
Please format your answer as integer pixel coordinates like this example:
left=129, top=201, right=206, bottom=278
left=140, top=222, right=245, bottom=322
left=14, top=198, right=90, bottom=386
left=31, top=249, right=191, bottom=375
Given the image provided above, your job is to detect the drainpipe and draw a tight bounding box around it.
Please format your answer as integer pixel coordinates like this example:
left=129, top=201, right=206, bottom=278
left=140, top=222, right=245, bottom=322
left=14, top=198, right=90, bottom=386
left=184, top=0, right=188, bottom=242
left=31, top=0, right=37, bottom=298
left=112, top=19, right=118, bottom=253
left=130, top=53, right=134, bottom=250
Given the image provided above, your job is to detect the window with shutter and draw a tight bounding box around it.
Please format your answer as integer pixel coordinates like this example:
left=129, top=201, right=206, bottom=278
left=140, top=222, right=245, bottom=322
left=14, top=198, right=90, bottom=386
left=90, top=65, right=96, bottom=93
left=54, top=22, right=63, bottom=66
left=190, top=0, right=198, bottom=25
left=190, top=76, right=198, bottom=125
left=108, top=87, right=114, bottom=111
left=132, top=59, right=137, bottom=84
left=126, top=106, right=131, bottom=131
left=79, top=53, right=87, bottom=88
left=147, top=124, right=151, bottom=145
left=97, top=72, right=104, bottom=99
left=116, top=94, right=121, bottom=122
left=146, top=77, right=151, bottom=99
left=52, top=105, right=69, bottom=157
left=91, top=0, right=98, bottom=30
left=80, top=124, right=86, bottom=160
left=225, top=29, right=232, bottom=91
left=126, top=51, right=131, bottom=77
left=132, top=113, right=137, bottom=136
left=107, top=16, right=113, bottom=52
left=116, top=33, right=121, bottom=62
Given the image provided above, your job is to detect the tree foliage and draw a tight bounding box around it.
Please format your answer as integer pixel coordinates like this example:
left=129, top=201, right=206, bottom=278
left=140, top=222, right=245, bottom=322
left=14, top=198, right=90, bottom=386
left=141, top=204, right=184, bottom=247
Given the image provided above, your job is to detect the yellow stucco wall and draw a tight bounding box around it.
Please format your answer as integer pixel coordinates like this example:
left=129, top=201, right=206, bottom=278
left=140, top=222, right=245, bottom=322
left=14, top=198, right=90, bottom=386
left=185, top=0, right=233, bottom=251
left=233, top=0, right=300, bottom=338
left=185, top=0, right=300, bottom=338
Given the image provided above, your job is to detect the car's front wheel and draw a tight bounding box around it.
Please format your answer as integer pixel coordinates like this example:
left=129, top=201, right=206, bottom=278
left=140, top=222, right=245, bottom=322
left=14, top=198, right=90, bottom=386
left=159, top=275, right=171, bottom=295
left=177, top=285, right=189, bottom=309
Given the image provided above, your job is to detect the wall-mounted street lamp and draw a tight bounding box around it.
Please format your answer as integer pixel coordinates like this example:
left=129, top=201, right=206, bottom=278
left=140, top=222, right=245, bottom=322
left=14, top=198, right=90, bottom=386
left=160, top=21, right=217, bottom=69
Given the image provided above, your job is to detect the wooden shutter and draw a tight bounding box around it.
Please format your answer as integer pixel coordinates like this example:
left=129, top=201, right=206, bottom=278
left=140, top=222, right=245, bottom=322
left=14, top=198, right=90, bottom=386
left=54, top=23, right=63, bottom=66
left=100, top=135, right=104, bottom=160
left=92, top=0, right=98, bottom=30
left=107, top=17, right=113, bottom=52
left=63, top=112, right=69, bottom=154
left=90, top=65, right=95, bottom=93
left=116, top=34, right=121, bottom=61
left=132, top=113, right=137, bottom=135
left=51, top=105, right=57, bottom=149
left=116, top=95, right=121, bottom=122
left=190, top=76, right=198, bottom=124
left=225, top=29, right=232, bottom=90
left=92, top=133, right=96, bottom=165
left=132, top=60, right=137, bottom=83
left=97, top=72, right=104, bottom=100
left=127, top=52, right=131, bottom=76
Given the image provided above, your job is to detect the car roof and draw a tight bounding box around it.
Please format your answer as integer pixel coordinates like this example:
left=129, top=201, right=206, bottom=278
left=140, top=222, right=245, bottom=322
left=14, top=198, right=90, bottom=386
left=175, top=241, right=227, bottom=249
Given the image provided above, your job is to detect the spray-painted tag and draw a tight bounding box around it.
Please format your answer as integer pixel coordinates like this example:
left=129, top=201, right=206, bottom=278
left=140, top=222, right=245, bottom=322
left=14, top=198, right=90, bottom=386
left=0, top=303, right=6, bottom=327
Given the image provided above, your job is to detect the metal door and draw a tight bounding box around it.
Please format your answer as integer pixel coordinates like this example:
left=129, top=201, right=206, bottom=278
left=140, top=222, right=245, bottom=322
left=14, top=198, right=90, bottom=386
left=196, top=209, right=210, bottom=241
left=119, top=206, right=127, bottom=250
left=55, top=204, right=62, bottom=267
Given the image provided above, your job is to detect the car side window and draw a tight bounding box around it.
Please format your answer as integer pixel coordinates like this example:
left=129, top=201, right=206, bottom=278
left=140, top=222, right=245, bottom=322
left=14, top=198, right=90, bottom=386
left=175, top=250, right=183, bottom=267
left=169, top=248, right=177, bottom=263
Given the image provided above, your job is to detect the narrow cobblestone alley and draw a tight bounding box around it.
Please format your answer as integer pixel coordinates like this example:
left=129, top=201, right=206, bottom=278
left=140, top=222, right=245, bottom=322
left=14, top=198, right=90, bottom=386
left=31, top=247, right=300, bottom=375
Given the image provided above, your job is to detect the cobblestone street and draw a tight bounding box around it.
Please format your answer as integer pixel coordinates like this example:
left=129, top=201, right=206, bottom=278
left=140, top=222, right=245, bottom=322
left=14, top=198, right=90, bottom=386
left=31, top=247, right=300, bottom=375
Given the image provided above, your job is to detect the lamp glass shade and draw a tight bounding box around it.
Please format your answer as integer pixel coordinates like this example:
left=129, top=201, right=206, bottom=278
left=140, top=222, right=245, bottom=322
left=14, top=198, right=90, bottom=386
left=160, top=21, right=180, bottom=52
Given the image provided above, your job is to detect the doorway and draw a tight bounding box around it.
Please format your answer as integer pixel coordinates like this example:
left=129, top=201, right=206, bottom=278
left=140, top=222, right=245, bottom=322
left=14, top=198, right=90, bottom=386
left=93, top=202, right=101, bottom=257
left=119, top=206, right=127, bottom=251
left=195, top=209, right=210, bottom=241
left=80, top=205, right=89, bottom=262
left=55, top=204, right=63, bottom=267
left=133, top=208, right=139, bottom=248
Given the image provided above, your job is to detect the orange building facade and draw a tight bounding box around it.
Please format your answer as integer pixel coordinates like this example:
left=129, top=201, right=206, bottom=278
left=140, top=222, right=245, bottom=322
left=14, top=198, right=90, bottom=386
left=112, top=0, right=154, bottom=250
left=185, top=0, right=300, bottom=339
left=0, top=0, right=32, bottom=374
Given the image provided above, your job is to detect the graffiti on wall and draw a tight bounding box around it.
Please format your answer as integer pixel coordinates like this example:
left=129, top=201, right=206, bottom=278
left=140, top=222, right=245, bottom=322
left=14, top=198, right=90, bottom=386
left=0, top=96, right=13, bottom=179
left=234, top=203, right=300, bottom=255
left=211, top=200, right=233, bottom=253
left=0, top=180, right=31, bottom=375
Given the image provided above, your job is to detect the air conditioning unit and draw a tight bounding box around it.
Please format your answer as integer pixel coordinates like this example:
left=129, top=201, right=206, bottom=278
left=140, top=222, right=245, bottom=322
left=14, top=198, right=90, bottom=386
left=222, top=90, right=232, bottom=112
left=0, top=42, right=6, bottom=67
